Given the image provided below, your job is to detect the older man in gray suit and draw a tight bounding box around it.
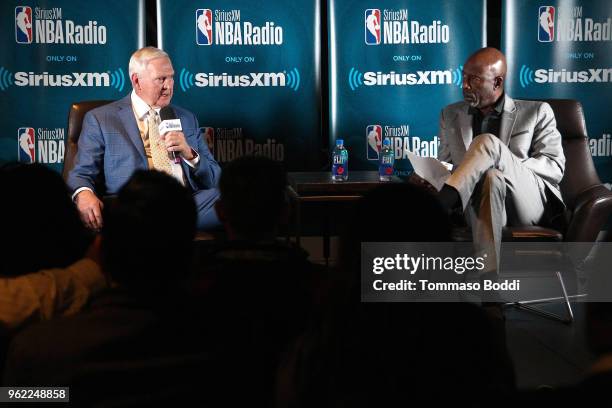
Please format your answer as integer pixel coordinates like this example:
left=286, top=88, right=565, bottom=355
left=437, top=47, right=565, bottom=280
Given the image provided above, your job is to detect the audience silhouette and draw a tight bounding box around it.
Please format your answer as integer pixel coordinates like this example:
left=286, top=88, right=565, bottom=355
left=192, top=156, right=317, bottom=406
left=0, top=161, right=604, bottom=406
left=277, top=183, right=516, bottom=408
left=0, top=163, right=91, bottom=276
left=0, top=163, right=105, bottom=371
left=3, top=171, right=214, bottom=404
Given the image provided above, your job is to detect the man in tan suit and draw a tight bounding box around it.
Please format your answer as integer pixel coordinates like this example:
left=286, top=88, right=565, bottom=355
left=437, top=47, right=565, bottom=281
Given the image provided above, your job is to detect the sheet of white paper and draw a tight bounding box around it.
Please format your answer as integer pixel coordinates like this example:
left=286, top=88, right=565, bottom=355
left=406, top=151, right=453, bottom=191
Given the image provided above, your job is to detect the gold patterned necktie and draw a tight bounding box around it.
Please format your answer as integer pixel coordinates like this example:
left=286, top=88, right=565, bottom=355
left=147, top=109, right=174, bottom=176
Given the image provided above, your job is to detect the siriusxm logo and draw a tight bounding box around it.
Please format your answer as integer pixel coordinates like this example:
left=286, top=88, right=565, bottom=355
left=364, top=123, right=440, bottom=159
left=0, top=67, right=125, bottom=90
left=363, top=8, right=449, bottom=45
left=348, top=67, right=462, bottom=90
left=538, top=6, right=611, bottom=42
left=179, top=68, right=300, bottom=91
left=207, top=127, right=285, bottom=163
left=519, top=64, right=612, bottom=87
left=17, top=127, right=65, bottom=164
left=15, top=6, right=107, bottom=45
left=195, top=8, right=283, bottom=46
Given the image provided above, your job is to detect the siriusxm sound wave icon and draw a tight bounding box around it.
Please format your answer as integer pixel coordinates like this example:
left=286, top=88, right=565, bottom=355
left=519, top=65, right=535, bottom=88
left=0, top=67, right=14, bottom=91
left=0, top=68, right=122, bottom=89
left=348, top=67, right=364, bottom=90
left=451, top=65, right=463, bottom=87
left=109, top=68, right=125, bottom=92
left=285, top=67, right=300, bottom=91
left=348, top=67, right=458, bottom=89
left=180, top=68, right=195, bottom=92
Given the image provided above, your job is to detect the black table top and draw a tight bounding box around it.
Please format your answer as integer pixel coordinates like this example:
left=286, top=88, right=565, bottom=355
left=288, top=171, right=403, bottom=196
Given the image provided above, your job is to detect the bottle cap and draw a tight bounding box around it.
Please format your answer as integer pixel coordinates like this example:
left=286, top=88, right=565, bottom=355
left=383, top=138, right=391, bottom=146
left=336, top=139, right=344, bottom=146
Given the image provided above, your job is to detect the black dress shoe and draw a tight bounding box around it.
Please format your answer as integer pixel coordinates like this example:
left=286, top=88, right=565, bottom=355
left=438, top=184, right=461, bottom=213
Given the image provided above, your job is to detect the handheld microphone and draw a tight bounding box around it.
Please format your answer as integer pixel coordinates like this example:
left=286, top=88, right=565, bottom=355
left=159, top=106, right=182, bottom=164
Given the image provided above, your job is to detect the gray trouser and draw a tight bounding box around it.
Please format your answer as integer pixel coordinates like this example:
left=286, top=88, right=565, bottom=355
left=446, top=134, right=548, bottom=275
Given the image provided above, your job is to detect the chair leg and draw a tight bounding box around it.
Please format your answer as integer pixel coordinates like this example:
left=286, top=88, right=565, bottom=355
left=505, top=271, right=585, bottom=324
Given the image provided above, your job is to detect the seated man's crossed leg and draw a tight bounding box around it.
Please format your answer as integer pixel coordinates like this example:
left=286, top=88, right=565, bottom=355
left=443, top=133, right=549, bottom=278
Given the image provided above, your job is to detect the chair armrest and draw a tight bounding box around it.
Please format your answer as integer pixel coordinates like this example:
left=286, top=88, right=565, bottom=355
left=565, top=185, right=612, bottom=241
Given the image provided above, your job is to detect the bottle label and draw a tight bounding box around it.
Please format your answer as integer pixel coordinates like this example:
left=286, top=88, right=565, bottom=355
left=332, top=149, right=348, bottom=178
left=333, top=164, right=346, bottom=175
left=379, top=164, right=393, bottom=176
left=379, top=151, right=394, bottom=177
left=380, top=165, right=393, bottom=175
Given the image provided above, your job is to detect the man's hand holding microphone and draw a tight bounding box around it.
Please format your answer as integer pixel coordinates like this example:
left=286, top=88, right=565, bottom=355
left=159, top=106, right=195, bottom=161
left=76, top=106, right=196, bottom=231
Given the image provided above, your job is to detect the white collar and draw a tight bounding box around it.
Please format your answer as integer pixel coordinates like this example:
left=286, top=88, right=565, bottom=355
left=130, top=90, right=160, bottom=120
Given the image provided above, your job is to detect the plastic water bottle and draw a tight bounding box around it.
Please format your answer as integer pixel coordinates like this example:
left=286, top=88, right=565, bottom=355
left=331, top=139, right=348, bottom=181
left=379, top=138, right=394, bottom=181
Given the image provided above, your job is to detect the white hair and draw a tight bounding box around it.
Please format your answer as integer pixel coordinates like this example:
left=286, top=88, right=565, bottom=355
left=128, top=47, right=170, bottom=77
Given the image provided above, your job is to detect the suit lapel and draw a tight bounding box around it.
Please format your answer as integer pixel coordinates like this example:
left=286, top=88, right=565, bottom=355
left=499, top=94, right=517, bottom=146
left=116, top=96, right=147, bottom=166
left=457, top=105, right=473, bottom=151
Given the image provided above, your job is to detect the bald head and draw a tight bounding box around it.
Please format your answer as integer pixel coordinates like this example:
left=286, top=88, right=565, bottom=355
left=462, top=48, right=507, bottom=112
left=466, top=47, right=507, bottom=79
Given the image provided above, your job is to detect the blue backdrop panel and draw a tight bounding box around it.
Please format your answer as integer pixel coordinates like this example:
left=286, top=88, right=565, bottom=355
left=0, top=1, right=145, bottom=172
left=329, top=0, right=486, bottom=175
left=503, top=0, right=612, bottom=186
left=158, top=0, right=322, bottom=170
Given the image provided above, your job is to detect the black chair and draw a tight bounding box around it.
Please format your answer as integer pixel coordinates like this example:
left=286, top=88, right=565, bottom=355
left=62, top=100, right=113, bottom=195
left=453, top=99, right=612, bottom=323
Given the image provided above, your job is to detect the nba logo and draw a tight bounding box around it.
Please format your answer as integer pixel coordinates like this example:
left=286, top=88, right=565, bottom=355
left=196, top=9, right=213, bottom=45
left=17, top=127, right=35, bottom=163
left=538, top=6, right=555, bottom=42
left=365, top=9, right=381, bottom=45
left=366, top=125, right=382, bottom=160
left=202, top=127, right=215, bottom=154
left=15, top=6, right=33, bottom=44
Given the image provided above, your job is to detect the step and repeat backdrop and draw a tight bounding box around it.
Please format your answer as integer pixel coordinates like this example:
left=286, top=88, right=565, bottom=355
left=0, top=1, right=610, bottom=184
left=0, top=1, right=144, bottom=172
left=328, top=0, right=485, bottom=175
left=502, top=0, right=612, bottom=185
left=158, top=0, right=322, bottom=171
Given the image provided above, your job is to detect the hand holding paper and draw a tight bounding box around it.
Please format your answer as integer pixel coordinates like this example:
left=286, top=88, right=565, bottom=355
left=406, top=151, right=453, bottom=191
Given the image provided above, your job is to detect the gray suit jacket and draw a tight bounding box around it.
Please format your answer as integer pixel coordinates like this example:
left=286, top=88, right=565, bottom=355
left=438, top=94, right=565, bottom=205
